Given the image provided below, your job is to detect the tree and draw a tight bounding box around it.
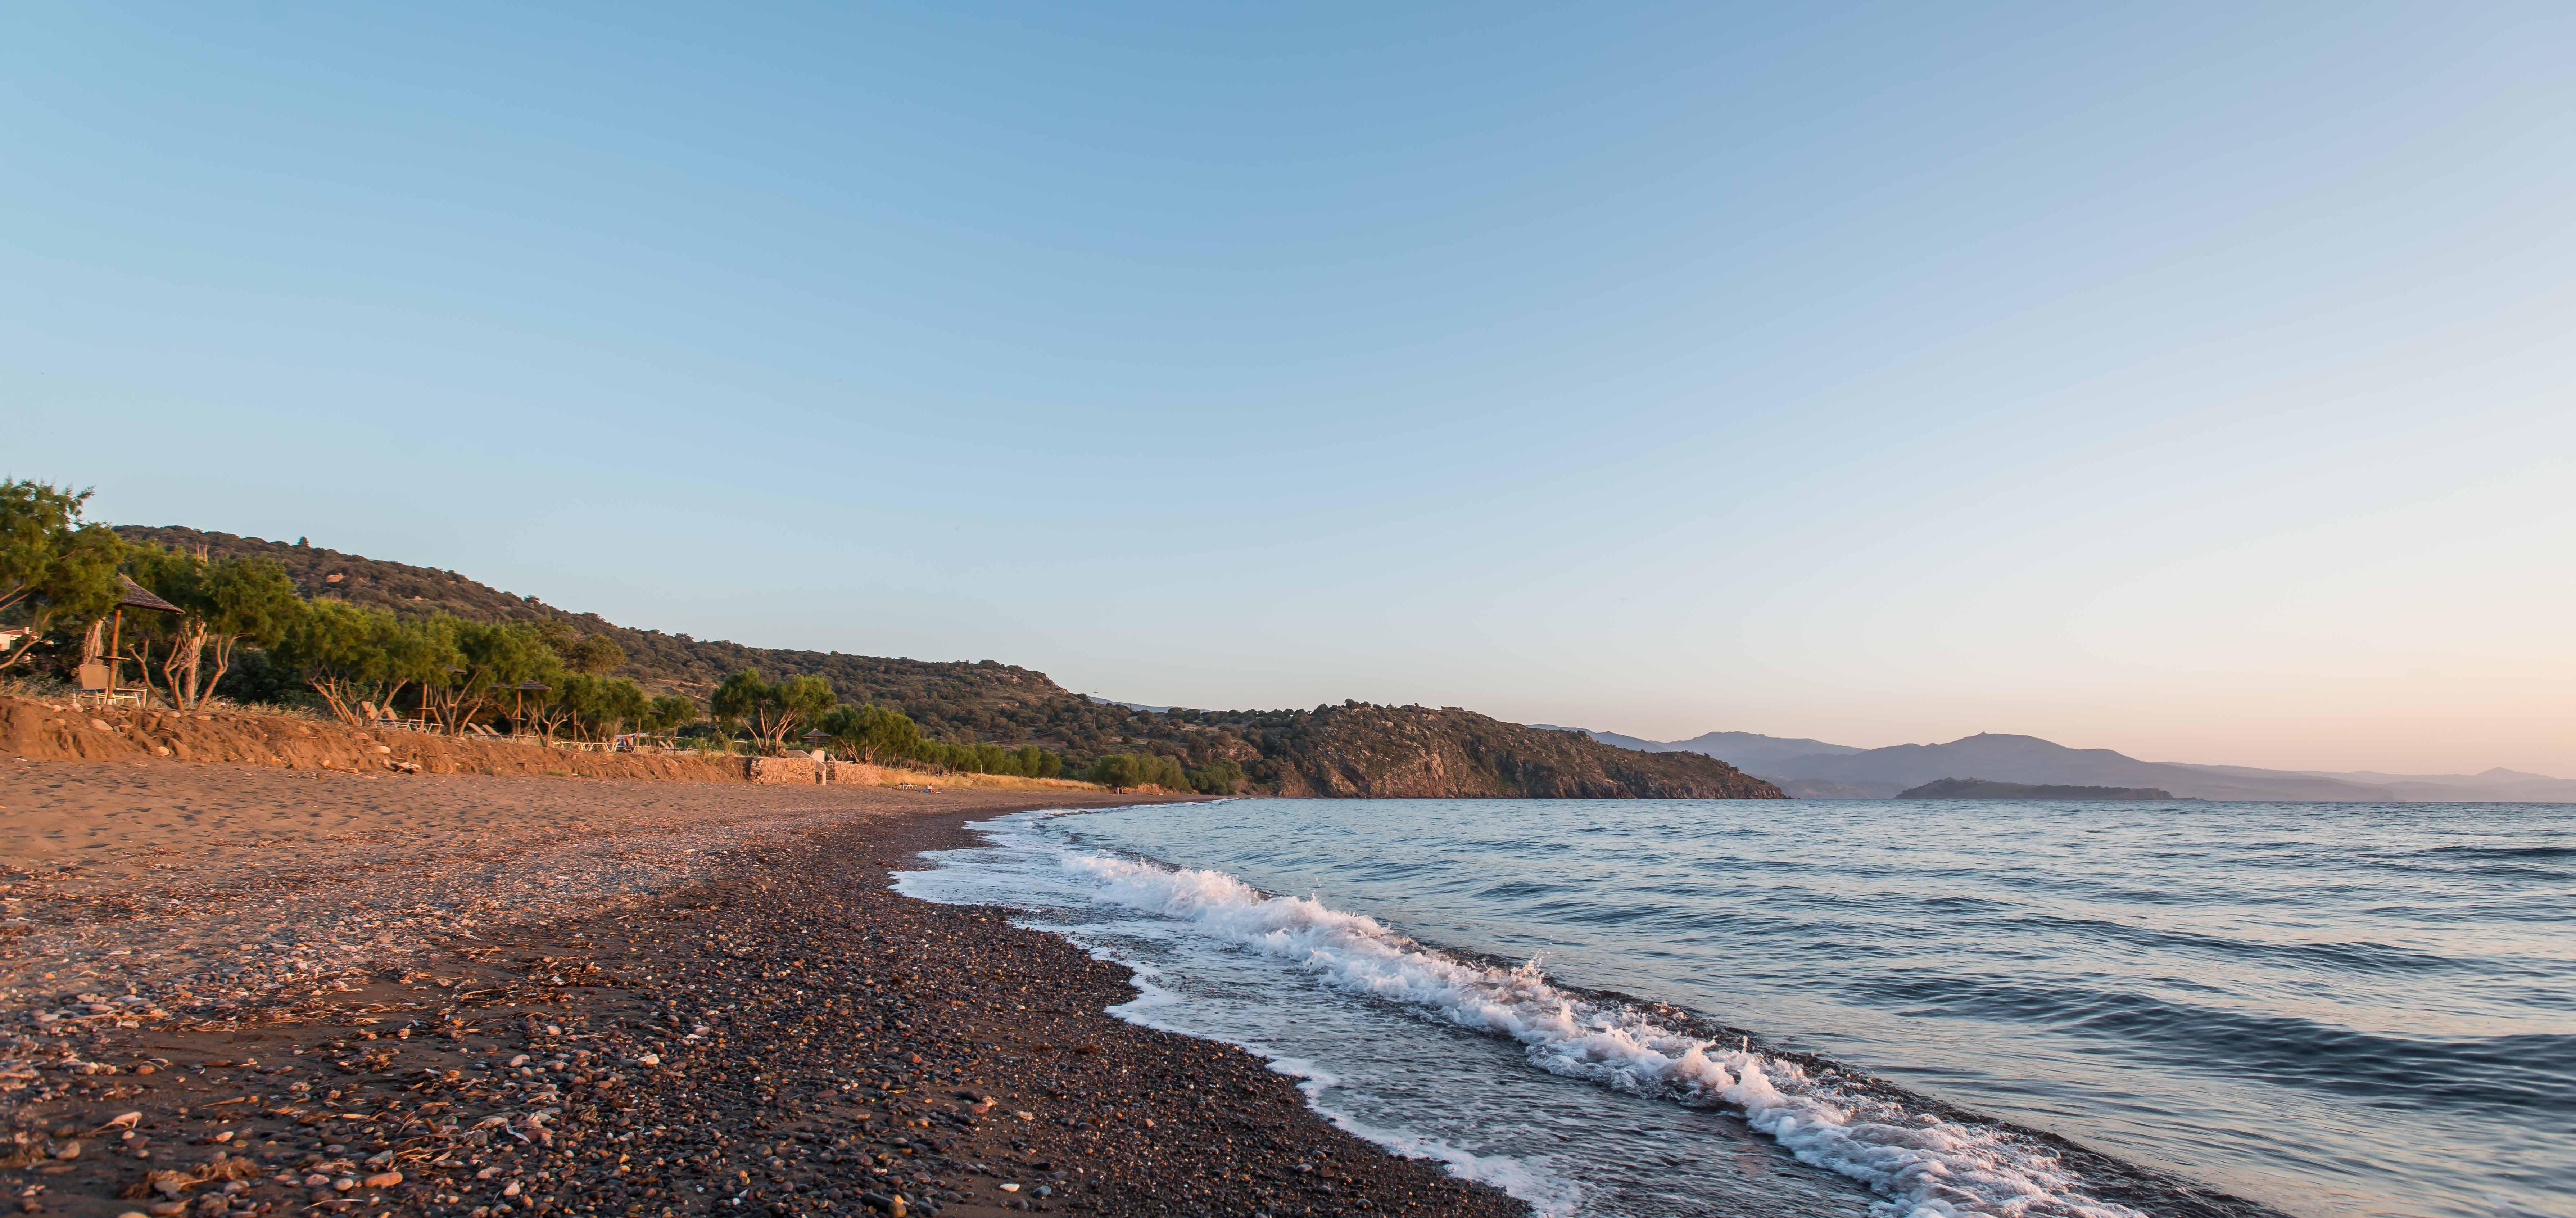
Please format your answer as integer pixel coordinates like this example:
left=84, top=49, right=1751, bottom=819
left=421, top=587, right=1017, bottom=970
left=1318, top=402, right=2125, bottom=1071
left=643, top=694, right=699, bottom=734
left=775, top=675, right=835, bottom=742
left=566, top=635, right=624, bottom=675
left=896, top=738, right=1063, bottom=777
left=533, top=622, right=623, bottom=675
left=1012, top=744, right=1063, bottom=779
left=592, top=677, right=648, bottom=739
left=815, top=703, right=921, bottom=764
left=400, top=615, right=462, bottom=721
left=535, top=617, right=580, bottom=659
left=122, top=546, right=303, bottom=709
left=711, top=669, right=838, bottom=752
left=1087, top=752, right=1186, bottom=791
left=0, top=481, right=125, bottom=672
left=710, top=669, right=764, bottom=741
left=423, top=621, right=558, bottom=734
left=531, top=674, right=649, bottom=741
left=374, top=614, right=457, bottom=719
left=525, top=671, right=597, bottom=740
left=272, top=601, right=454, bottom=725
left=1186, top=757, right=1244, bottom=794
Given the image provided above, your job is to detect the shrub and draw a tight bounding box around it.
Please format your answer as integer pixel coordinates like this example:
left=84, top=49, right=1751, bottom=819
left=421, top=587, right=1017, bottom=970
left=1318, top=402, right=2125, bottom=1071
left=1088, top=752, right=1186, bottom=791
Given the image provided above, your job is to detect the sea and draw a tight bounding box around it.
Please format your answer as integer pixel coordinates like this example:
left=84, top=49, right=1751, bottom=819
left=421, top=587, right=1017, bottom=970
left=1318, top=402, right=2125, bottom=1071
left=894, top=798, right=2575, bottom=1218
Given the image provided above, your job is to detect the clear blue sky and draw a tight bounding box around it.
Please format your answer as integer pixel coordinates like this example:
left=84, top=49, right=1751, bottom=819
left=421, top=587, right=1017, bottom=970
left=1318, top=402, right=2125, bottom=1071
left=7, top=3, right=2572, bottom=773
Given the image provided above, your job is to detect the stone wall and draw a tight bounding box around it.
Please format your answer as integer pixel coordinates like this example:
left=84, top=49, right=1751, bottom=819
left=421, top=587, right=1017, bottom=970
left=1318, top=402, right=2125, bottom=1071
left=744, top=753, right=829, bottom=785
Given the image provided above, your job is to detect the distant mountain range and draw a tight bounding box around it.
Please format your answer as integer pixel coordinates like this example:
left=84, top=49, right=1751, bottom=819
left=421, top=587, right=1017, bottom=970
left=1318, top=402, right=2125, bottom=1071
left=1529, top=726, right=2576, bottom=802
left=1523, top=727, right=1863, bottom=775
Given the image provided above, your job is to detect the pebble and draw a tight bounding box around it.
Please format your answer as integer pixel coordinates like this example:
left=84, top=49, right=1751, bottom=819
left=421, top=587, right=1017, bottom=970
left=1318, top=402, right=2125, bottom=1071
left=0, top=783, right=1525, bottom=1218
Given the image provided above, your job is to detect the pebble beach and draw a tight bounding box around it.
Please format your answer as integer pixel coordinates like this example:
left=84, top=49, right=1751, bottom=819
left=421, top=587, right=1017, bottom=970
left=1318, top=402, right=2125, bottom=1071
left=0, top=755, right=1526, bottom=1218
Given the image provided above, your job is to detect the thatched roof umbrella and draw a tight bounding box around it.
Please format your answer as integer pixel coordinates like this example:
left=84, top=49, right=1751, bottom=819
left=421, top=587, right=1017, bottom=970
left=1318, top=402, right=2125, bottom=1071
left=509, top=678, right=552, bottom=732
left=118, top=576, right=179, bottom=614
left=95, top=576, right=180, bottom=700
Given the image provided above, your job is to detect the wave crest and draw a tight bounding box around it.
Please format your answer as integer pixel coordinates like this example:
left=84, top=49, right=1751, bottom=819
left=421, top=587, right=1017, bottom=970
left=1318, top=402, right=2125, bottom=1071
left=1064, top=851, right=2141, bottom=1218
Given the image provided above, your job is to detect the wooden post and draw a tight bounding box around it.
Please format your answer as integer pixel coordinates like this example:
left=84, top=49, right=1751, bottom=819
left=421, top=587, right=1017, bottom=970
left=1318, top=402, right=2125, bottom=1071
left=107, top=609, right=122, bottom=700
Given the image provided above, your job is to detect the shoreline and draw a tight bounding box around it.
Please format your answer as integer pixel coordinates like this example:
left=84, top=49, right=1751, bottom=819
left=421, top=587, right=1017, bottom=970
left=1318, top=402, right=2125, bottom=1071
left=0, top=757, right=1525, bottom=1218
left=944, top=804, right=2299, bottom=1218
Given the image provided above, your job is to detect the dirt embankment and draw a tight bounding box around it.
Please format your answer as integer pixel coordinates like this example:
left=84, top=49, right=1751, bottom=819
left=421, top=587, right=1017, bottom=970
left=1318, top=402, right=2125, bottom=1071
left=0, top=698, right=738, bottom=782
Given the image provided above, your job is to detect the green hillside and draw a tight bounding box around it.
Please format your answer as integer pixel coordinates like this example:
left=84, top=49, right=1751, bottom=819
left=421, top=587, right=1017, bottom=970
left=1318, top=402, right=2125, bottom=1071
left=116, top=525, right=1782, bottom=799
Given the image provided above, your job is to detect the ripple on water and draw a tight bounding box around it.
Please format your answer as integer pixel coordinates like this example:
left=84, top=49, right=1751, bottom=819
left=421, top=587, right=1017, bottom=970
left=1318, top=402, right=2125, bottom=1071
left=1010, top=797, right=2576, bottom=1218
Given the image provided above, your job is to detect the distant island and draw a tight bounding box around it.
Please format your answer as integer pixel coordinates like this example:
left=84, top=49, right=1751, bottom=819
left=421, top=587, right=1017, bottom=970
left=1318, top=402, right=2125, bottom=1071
left=1900, top=777, right=2176, bottom=800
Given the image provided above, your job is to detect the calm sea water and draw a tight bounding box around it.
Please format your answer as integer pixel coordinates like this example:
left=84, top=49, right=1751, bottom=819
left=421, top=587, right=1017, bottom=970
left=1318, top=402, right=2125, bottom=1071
left=896, top=798, right=2575, bottom=1218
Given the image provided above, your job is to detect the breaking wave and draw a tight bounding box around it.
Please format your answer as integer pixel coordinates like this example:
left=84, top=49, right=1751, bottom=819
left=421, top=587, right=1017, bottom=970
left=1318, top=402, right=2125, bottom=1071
left=1059, top=850, right=2142, bottom=1218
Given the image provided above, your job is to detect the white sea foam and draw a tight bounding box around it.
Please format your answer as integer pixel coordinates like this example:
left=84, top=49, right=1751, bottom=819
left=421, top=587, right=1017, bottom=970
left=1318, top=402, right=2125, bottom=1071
left=1243, top=1052, right=1590, bottom=1215
left=1315, top=1102, right=1592, bottom=1217
left=1059, top=849, right=2145, bottom=1218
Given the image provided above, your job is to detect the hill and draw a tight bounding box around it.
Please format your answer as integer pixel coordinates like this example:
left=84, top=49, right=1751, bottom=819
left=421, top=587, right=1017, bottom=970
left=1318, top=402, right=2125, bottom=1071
left=1567, top=723, right=2498, bottom=801
left=115, top=526, right=1780, bottom=800
left=1259, top=704, right=1779, bottom=798
left=1748, top=732, right=2393, bottom=801
left=118, top=525, right=1100, bottom=752
left=1898, top=778, right=2176, bottom=800
left=1531, top=726, right=1864, bottom=773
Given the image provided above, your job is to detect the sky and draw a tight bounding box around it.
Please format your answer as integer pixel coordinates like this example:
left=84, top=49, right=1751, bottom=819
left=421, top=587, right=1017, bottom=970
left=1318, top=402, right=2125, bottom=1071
left=5, top=3, right=2572, bottom=775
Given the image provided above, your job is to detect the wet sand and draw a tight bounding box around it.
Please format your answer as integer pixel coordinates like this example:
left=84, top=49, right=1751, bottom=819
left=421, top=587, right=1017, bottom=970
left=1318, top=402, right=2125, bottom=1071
left=0, top=757, right=1526, bottom=1218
